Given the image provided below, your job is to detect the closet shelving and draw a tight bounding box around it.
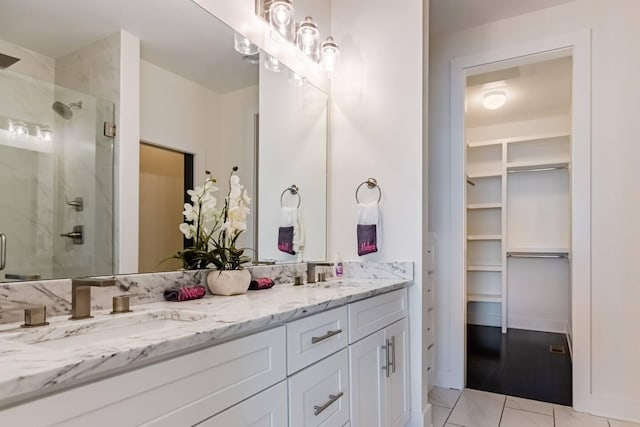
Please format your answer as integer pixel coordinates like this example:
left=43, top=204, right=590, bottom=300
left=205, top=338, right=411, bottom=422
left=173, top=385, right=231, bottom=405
left=466, top=131, right=571, bottom=333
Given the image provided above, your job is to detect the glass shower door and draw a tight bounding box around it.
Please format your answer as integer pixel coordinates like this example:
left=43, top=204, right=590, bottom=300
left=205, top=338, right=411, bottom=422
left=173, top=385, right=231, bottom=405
left=0, top=69, right=115, bottom=282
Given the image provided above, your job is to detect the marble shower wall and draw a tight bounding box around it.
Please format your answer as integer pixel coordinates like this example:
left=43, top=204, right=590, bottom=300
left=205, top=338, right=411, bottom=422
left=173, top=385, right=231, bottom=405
left=54, top=33, right=119, bottom=279
left=0, top=261, right=412, bottom=324
left=0, top=35, right=117, bottom=282
left=0, top=41, right=57, bottom=280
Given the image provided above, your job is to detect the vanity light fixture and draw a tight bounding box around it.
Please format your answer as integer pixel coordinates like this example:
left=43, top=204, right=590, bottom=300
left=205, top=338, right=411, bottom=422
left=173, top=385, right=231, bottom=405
left=265, top=54, right=282, bottom=72
left=10, top=120, right=28, bottom=139
left=234, top=32, right=259, bottom=55
left=242, top=53, right=260, bottom=65
left=296, top=16, right=320, bottom=62
left=288, top=70, right=305, bottom=87
left=268, top=0, right=296, bottom=42
left=482, top=90, right=507, bottom=110
left=321, top=36, right=339, bottom=76
left=38, top=126, right=53, bottom=142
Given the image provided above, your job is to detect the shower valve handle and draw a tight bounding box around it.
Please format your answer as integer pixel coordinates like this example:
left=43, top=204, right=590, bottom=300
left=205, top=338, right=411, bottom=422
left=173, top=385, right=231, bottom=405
left=60, top=226, right=84, bottom=245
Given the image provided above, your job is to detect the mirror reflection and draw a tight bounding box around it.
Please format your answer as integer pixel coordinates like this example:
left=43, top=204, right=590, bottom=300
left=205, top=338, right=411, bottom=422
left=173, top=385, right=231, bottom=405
left=0, top=0, right=327, bottom=283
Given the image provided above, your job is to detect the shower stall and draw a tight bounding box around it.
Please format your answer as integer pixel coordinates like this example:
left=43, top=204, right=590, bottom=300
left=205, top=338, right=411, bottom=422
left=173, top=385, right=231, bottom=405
left=0, top=68, right=115, bottom=282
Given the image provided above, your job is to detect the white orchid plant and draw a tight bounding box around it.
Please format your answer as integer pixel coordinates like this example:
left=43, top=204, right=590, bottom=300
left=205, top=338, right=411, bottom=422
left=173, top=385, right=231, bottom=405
left=174, top=167, right=252, bottom=270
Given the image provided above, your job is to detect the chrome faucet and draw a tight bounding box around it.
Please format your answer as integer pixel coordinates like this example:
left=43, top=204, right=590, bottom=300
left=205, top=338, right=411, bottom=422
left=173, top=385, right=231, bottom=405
left=70, top=278, right=116, bottom=320
left=306, top=262, right=334, bottom=284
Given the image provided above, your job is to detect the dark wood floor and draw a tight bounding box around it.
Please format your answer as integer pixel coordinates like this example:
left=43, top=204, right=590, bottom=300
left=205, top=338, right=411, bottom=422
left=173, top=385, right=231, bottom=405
left=466, top=325, right=572, bottom=406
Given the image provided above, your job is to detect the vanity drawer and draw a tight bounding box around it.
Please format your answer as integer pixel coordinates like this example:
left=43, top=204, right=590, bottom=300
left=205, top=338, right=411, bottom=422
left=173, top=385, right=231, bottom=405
left=288, top=348, right=350, bottom=427
left=287, top=306, right=348, bottom=374
left=348, top=289, right=407, bottom=343
left=196, top=381, right=288, bottom=427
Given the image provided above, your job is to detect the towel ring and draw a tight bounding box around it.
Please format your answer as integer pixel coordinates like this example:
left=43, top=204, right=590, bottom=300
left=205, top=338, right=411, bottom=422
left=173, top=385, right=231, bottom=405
left=280, top=185, right=301, bottom=208
left=355, top=178, right=382, bottom=204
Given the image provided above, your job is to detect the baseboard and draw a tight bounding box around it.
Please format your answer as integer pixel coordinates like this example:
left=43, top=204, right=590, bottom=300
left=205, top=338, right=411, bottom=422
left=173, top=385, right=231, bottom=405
left=507, top=315, right=567, bottom=333
left=565, top=330, right=573, bottom=361
left=590, top=393, right=640, bottom=424
left=467, top=312, right=501, bottom=327
left=408, top=403, right=433, bottom=427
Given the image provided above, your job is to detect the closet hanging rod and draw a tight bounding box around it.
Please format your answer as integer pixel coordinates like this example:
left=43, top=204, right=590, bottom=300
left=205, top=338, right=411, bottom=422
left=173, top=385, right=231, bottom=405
left=507, top=252, right=569, bottom=259
left=507, top=165, right=568, bottom=174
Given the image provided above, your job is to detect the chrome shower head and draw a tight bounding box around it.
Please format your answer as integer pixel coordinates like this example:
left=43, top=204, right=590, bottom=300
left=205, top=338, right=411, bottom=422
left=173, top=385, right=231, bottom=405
left=52, top=101, right=82, bottom=120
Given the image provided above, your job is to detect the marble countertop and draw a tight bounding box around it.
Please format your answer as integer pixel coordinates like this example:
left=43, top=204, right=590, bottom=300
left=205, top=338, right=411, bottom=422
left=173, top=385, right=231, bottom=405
left=0, top=278, right=408, bottom=406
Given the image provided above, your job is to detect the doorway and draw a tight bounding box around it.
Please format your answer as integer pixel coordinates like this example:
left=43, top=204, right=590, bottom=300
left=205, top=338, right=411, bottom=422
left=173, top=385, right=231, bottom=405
left=448, top=31, right=592, bottom=411
left=463, top=54, right=573, bottom=405
left=138, top=142, right=193, bottom=273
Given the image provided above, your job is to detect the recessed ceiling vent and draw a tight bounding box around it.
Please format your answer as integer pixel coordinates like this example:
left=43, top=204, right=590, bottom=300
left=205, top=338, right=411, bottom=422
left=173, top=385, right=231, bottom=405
left=0, top=53, right=21, bottom=70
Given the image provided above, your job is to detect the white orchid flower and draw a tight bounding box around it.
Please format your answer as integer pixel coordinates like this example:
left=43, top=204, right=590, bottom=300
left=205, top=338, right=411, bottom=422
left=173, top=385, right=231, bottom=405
left=242, top=189, right=251, bottom=206
left=179, top=223, right=196, bottom=239
left=182, top=203, right=199, bottom=222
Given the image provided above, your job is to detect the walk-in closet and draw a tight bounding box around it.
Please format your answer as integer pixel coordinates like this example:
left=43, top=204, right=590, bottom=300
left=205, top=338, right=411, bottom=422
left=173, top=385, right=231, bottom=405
left=464, top=54, right=573, bottom=405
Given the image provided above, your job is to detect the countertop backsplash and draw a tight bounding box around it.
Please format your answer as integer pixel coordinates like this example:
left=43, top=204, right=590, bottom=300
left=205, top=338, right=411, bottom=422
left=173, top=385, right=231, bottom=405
left=0, top=261, right=412, bottom=324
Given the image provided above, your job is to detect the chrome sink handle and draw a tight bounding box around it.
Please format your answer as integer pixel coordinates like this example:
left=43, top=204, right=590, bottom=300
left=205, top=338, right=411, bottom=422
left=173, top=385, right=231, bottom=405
left=0, top=305, right=48, bottom=327
left=0, top=233, right=6, bottom=270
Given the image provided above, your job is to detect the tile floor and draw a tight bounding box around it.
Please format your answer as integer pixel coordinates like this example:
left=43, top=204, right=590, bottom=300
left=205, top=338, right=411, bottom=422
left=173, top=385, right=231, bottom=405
left=429, top=387, right=640, bottom=427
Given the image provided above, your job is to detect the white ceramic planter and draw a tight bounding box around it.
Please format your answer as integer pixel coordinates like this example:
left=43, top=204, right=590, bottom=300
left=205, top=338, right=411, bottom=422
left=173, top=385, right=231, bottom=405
left=206, top=269, right=251, bottom=296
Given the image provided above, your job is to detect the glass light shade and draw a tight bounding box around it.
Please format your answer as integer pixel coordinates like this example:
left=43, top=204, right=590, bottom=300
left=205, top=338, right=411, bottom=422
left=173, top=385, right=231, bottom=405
left=321, top=36, right=339, bottom=75
left=234, top=32, right=259, bottom=55
left=264, top=54, right=281, bottom=72
left=288, top=70, right=305, bottom=87
left=482, top=90, right=507, bottom=110
left=11, top=121, right=28, bottom=138
left=296, top=16, right=320, bottom=62
left=39, top=126, right=53, bottom=142
left=269, top=0, right=295, bottom=42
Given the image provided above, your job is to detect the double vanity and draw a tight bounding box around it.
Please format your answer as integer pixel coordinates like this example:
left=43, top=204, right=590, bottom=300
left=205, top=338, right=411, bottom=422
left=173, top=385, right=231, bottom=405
left=0, top=262, right=412, bottom=426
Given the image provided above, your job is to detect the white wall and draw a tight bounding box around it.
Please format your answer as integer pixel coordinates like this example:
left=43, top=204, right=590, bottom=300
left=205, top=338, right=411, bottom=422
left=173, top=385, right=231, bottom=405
left=330, top=0, right=428, bottom=424
left=217, top=85, right=258, bottom=252
left=140, top=59, right=218, bottom=183
left=429, top=0, right=640, bottom=421
left=258, top=64, right=327, bottom=263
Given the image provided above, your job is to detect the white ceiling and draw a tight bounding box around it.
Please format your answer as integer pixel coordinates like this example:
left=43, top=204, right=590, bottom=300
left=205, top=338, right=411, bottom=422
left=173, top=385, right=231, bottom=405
left=430, top=0, right=575, bottom=35
left=0, top=0, right=258, bottom=93
left=465, top=56, right=572, bottom=128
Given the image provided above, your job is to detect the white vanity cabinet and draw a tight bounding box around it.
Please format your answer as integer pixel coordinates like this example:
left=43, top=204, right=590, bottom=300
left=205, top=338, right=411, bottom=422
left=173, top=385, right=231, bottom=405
left=0, top=287, right=409, bottom=427
left=0, top=327, right=287, bottom=427
left=348, top=290, right=409, bottom=427
left=196, top=381, right=288, bottom=427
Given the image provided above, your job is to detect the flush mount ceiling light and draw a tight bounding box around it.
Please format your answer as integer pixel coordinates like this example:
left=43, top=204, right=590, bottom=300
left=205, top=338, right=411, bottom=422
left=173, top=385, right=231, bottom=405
left=482, top=90, right=507, bottom=110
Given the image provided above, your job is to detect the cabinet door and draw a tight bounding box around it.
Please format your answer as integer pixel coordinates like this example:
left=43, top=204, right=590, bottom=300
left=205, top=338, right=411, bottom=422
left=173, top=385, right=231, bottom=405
left=385, top=318, right=409, bottom=427
left=349, top=329, right=384, bottom=427
left=288, top=348, right=350, bottom=427
left=196, top=381, right=287, bottom=427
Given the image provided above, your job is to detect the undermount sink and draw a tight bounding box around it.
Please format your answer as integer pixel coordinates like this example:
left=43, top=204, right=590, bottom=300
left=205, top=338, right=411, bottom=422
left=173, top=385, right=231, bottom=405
left=1, top=309, right=211, bottom=350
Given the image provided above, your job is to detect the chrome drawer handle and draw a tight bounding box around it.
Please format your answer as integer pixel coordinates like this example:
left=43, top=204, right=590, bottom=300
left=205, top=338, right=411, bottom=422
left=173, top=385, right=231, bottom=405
left=382, top=339, right=391, bottom=378
left=313, top=391, right=344, bottom=416
left=390, top=335, right=396, bottom=374
left=0, top=233, right=6, bottom=271
left=311, top=329, right=342, bottom=344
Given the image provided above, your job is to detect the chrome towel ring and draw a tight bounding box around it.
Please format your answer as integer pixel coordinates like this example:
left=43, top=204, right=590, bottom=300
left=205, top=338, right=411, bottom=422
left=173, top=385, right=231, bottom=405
left=355, top=178, right=382, bottom=204
left=280, top=185, right=301, bottom=208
